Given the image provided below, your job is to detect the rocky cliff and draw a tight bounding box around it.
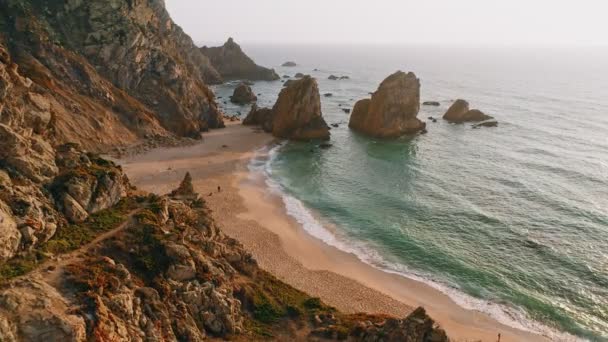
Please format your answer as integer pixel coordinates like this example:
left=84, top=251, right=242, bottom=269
left=0, top=0, right=225, bottom=143
left=349, top=71, right=425, bottom=138
left=0, top=174, right=449, bottom=341
left=200, top=37, right=279, bottom=81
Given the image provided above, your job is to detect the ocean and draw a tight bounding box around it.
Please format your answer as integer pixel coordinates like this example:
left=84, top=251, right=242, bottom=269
left=211, top=44, right=608, bottom=341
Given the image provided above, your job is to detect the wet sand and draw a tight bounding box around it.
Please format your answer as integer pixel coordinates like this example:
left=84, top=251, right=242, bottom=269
left=119, top=122, right=548, bottom=342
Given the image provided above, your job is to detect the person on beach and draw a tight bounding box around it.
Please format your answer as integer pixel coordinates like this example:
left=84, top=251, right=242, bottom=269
left=218, top=185, right=221, bottom=193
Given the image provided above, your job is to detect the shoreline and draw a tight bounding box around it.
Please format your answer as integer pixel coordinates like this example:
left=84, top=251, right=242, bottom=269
left=119, top=123, right=550, bottom=342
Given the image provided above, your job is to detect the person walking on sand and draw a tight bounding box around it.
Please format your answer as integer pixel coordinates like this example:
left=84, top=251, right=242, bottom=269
left=497, top=333, right=501, bottom=342
left=217, top=185, right=221, bottom=193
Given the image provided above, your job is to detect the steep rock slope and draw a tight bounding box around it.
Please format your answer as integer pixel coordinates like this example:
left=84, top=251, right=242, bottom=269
left=1, top=0, right=224, bottom=140
left=200, top=37, right=279, bottom=81
left=0, top=175, right=449, bottom=341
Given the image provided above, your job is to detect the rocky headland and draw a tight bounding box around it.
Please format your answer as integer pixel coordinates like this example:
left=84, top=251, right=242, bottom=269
left=349, top=71, right=426, bottom=138
left=200, top=37, right=279, bottom=81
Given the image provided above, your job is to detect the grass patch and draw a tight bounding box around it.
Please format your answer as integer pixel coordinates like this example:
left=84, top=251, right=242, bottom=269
left=0, top=197, right=139, bottom=283
left=42, top=197, right=138, bottom=255
left=0, top=253, right=42, bottom=281
left=239, top=271, right=336, bottom=328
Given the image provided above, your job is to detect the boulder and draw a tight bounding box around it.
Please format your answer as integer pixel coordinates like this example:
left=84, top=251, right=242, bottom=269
left=443, top=99, right=493, bottom=123
left=283, top=79, right=296, bottom=87
left=348, top=71, right=425, bottom=138
left=328, top=75, right=339, bottom=80
left=271, top=76, right=330, bottom=141
left=282, top=61, right=297, bottom=67
left=230, top=83, right=257, bottom=105
left=295, top=73, right=305, bottom=78
left=339, top=76, right=350, bottom=80
left=199, top=38, right=279, bottom=81
left=50, top=147, right=130, bottom=223
left=0, top=124, right=58, bottom=183
left=242, top=104, right=273, bottom=132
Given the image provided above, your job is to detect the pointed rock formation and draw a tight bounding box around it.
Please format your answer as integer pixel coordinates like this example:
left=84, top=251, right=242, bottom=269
left=271, top=76, right=330, bottom=140
left=200, top=38, right=279, bottom=81
left=171, top=172, right=198, bottom=200
left=349, top=71, right=425, bottom=138
left=443, top=99, right=493, bottom=123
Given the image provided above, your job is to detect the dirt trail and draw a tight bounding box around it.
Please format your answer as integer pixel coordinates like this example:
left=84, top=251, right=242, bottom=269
left=30, top=209, right=141, bottom=288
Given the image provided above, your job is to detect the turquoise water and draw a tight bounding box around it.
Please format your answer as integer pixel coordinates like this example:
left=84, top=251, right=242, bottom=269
left=212, top=45, right=608, bottom=341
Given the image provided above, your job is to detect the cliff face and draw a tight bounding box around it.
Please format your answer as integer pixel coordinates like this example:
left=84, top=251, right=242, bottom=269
left=0, top=0, right=225, bottom=141
left=200, top=37, right=279, bottom=81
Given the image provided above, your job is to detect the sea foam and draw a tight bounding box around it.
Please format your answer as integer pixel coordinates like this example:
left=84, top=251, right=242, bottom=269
left=247, top=143, right=586, bottom=342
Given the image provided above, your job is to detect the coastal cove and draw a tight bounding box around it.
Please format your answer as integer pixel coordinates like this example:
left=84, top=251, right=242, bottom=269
left=120, top=123, right=549, bottom=342
left=0, top=0, right=606, bottom=339
left=210, top=44, right=608, bottom=341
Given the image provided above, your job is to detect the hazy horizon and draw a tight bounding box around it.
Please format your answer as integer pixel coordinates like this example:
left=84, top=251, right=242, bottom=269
left=166, top=0, right=608, bottom=46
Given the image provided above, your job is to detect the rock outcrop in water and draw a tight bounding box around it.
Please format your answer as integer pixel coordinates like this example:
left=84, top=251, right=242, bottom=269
left=243, top=77, right=330, bottom=140
left=349, top=71, right=426, bottom=138
left=443, top=99, right=493, bottom=123
left=271, top=76, right=330, bottom=140
left=230, top=83, right=257, bottom=104
left=200, top=38, right=279, bottom=81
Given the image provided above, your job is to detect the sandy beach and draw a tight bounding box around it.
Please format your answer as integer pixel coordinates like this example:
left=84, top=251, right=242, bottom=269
left=119, top=122, right=549, bottom=342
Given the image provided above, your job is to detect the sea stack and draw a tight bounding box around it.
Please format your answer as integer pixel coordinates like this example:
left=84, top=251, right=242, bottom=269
left=230, top=83, right=257, bottom=104
left=348, top=71, right=425, bottom=138
left=200, top=38, right=279, bottom=81
left=443, top=99, right=493, bottom=123
left=272, top=76, right=330, bottom=140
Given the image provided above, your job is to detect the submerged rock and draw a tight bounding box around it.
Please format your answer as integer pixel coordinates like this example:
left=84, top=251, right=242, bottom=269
left=349, top=71, right=425, bottom=138
left=328, top=75, right=339, bottom=80
left=443, top=99, right=493, bottom=123
left=271, top=76, right=330, bottom=140
left=282, top=61, right=297, bottom=67
left=200, top=37, right=279, bottom=81
left=295, top=72, right=305, bottom=78
left=423, top=101, right=440, bottom=106
left=230, top=83, right=257, bottom=105
left=472, top=120, right=498, bottom=128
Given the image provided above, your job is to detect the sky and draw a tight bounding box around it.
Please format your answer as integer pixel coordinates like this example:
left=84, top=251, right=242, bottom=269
left=165, top=0, right=608, bottom=46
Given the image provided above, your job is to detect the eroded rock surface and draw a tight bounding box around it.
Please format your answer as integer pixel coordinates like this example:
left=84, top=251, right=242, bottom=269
left=230, top=83, right=257, bottom=105
left=443, top=99, right=493, bottom=123
left=349, top=71, right=425, bottom=138
left=271, top=76, right=330, bottom=140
